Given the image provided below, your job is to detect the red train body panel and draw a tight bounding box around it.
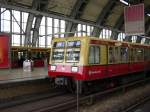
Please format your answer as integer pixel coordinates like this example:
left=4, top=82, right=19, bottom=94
left=48, top=63, right=150, bottom=80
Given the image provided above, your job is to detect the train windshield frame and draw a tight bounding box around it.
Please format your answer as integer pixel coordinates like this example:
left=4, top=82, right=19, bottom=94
left=66, top=40, right=81, bottom=63
left=52, top=41, right=65, bottom=62
left=53, top=41, right=65, bottom=48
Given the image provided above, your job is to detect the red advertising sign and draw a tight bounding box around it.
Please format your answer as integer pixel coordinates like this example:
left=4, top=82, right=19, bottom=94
left=0, top=34, right=10, bottom=68
left=124, top=4, right=145, bottom=35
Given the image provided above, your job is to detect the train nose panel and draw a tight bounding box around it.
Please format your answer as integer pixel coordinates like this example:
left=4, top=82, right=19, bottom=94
left=48, top=64, right=86, bottom=80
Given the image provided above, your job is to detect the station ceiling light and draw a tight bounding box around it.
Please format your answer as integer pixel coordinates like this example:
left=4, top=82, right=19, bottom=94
left=120, top=0, right=129, bottom=5
left=147, top=14, right=150, bottom=17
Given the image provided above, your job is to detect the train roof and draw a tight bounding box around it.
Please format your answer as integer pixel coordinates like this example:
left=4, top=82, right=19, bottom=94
left=52, top=36, right=150, bottom=48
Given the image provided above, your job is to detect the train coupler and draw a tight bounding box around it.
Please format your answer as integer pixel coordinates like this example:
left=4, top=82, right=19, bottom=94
left=55, top=77, right=68, bottom=86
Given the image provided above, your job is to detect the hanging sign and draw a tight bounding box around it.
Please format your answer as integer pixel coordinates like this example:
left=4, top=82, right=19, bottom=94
left=124, top=4, right=145, bottom=35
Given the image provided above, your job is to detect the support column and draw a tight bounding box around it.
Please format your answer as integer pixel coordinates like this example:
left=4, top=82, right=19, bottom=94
left=24, top=14, right=34, bottom=46
left=0, top=8, right=1, bottom=32
left=111, top=31, right=119, bottom=40
left=32, top=15, right=42, bottom=47
left=65, top=0, right=89, bottom=37
left=20, top=11, right=22, bottom=46
left=45, top=17, right=47, bottom=47
left=125, top=36, right=132, bottom=42
left=136, top=36, right=142, bottom=43
left=10, top=10, right=12, bottom=46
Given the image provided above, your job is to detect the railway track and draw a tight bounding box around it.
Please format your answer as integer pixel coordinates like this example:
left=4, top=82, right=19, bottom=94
left=0, top=77, right=66, bottom=109
left=1, top=77, right=150, bottom=112
left=122, top=94, right=150, bottom=112
left=1, top=93, right=75, bottom=112
left=0, top=78, right=53, bottom=100
left=80, top=77, right=150, bottom=112
left=32, top=77, right=150, bottom=112
left=0, top=88, right=67, bottom=110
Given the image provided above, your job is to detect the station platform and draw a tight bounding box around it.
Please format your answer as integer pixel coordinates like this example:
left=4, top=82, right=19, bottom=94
left=0, top=67, right=48, bottom=84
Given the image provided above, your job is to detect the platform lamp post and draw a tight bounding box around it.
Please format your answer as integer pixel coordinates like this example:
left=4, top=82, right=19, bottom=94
left=9, top=33, right=12, bottom=71
left=76, top=80, right=80, bottom=112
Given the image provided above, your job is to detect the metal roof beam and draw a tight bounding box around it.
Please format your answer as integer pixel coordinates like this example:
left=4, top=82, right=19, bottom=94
left=31, top=0, right=48, bottom=46
left=65, top=0, right=89, bottom=37
left=24, top=14, right=34, bottom=46
left=24, top=0, right=41, bottom=46
left=92, top=0, right=117, bottom=37
left=0, top=2, right=122, bottom=32
left=111, top=14, right=124, bottom=40
left=32, top=15, right=42, bottom=47
left=25, top=0, right=48, bottom=46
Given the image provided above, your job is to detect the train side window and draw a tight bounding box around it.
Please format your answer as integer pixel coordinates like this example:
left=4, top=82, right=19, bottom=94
left=149, top=49, right=150, bottom=61
left=144, top=49, right=148, bottom=61
left=108, top=47, right=114, bottom=64
left=136, top=48, right=144, bottom=61
left=114, top=47, right=120, bottom=63
left=89, top=46, right=100, bottom=64
left=130, top=48, right=134, bottom=62
left=95, top=46, right=100, bottom=64
left=121, top=47, right=128, bottom=63
left=130, top=48, right=136, bottom=62
left=89, top=46, right=94, bottom=64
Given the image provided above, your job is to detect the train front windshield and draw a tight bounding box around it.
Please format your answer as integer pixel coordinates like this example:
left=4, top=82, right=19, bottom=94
left=52, top=42, right=65, bottom=62
left=51, top=40, right=81, bottom=63
left=66, top=41, right=81, bottom=63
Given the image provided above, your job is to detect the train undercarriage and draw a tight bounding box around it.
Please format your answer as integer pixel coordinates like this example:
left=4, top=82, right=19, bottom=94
left=53, top=71, right=150, bottom=94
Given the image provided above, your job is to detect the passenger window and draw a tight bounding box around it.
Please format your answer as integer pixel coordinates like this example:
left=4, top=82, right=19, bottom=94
left=89, top=46, right=100, bottom=64
left=130, top=48, right=135, bottom=62
left=120, top=47, right=128, bottom=63
left=114, top=47, right=120, bottom=63
left=89, top=46, right=94, bottom=64
left=95, top=47, right=100, bottom=64
left=144, top=49, right=148, bottom=61
left=136, top=48, right=143, bottom=61
left=149, top=49, right=150, bottom=61
left=108, top=47, right=115, bottom=64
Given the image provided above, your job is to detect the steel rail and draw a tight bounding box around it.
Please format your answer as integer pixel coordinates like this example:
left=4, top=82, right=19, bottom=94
left=33, top=77, right=150, bottom=112
left=122, top=94, right=150, bottom=112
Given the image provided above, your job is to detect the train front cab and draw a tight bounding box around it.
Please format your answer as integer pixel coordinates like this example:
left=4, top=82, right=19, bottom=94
left=48, top=37, right=89, bottom=85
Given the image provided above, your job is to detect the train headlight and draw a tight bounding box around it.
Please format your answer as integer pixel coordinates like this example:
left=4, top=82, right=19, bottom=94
left=71, top=66, right=78, bottom=72
left=51, top=65, right=56, bottom=71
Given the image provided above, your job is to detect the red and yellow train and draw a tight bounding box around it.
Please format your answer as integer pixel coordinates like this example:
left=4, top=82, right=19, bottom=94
left=48, top=36, right=150, bottom=93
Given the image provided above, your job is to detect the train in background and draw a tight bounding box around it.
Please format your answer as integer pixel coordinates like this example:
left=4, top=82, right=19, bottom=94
left=48, top=36, right=150, bottom=93
left=11, top=46, right=50, bottom=68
